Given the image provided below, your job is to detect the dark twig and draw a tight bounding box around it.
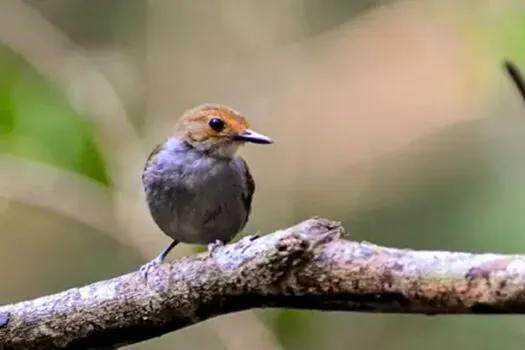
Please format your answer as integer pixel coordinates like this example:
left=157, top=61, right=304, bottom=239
left=2, top=217, right=525, bottom=349
left=504, top=59, right=525, bottom=104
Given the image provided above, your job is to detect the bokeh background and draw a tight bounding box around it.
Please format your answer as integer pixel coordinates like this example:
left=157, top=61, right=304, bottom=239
left=1, top=0, right=525, bottom=349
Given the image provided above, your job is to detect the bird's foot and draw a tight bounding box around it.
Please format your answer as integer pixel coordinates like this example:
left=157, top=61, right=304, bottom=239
left=235, top=234, right=261, bottom=253
left=139, top=240, right=178, bottom=281
left=236, top=234, right=260, bottom=246
left=139, top=255, right=164, bottom=281
left=245, top=233, right=260, bottom=242
left=207, top=239, right=224, bottom=257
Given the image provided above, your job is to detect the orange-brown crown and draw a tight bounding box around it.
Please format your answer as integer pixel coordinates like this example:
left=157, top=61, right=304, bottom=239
left=174, top=104, right=250, bottom=143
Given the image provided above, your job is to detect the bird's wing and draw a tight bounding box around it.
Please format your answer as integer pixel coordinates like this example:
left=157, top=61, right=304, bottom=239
left=141, top=143, right=163, bottom=183
left=236, top=156, right=255, bottom=228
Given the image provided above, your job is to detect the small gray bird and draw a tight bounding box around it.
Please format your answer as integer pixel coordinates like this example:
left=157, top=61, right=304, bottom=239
left=140, top=104, right=272, bottom=273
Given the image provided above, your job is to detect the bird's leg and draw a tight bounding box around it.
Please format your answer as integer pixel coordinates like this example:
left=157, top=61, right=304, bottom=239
left=207, top=239, right=224, bottom=257
left=139, top=240, right=179, bottom=280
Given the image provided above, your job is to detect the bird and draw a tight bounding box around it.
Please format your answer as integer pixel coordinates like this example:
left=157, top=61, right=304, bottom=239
left=140, top=103, right=272, bottom=275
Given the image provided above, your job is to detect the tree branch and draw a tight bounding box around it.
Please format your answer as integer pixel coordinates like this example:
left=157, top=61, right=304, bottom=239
left=1, top=217, right=525, bottom=349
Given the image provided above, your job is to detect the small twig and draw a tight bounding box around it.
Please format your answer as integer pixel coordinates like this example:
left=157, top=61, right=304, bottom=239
left=504, top=59, right=525, bottom=104
left=2, top=217, right=525, bottom=349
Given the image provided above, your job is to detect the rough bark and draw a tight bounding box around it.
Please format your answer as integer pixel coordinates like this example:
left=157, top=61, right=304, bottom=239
left=1, top=217, right=525, bottom=349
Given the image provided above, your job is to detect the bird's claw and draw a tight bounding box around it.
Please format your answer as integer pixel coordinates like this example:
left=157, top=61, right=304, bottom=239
left=233, top=234, right=260, bottom=253
left=236, top=234, right=259, bottom=246
left=207, top=239, right=224, bottom=257
left=246, top=233, right=260, bottom=241
left=139, top=255, right=163, bottom=281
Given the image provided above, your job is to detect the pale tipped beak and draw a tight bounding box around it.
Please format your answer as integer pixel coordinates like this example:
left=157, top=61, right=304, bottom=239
left=233, top=129, right=273, bottom=144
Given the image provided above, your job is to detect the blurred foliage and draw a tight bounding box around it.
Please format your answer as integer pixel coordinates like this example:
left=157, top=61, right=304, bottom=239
left=28, top=0, right=145, bottom=46
left=347, top=118, right=525, bottom=253
left=2, top=0, right=525, bottom=350
left=0, top=47, right=108, bottom=185
left=302, top=0, right=390, bottom=37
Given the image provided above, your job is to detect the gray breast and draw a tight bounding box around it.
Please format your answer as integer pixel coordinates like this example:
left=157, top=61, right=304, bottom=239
left=142, top=138, right=249, bottom=244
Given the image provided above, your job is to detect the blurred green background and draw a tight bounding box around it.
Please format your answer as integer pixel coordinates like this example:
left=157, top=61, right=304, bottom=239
left=1, top=0, right=525, bottom=349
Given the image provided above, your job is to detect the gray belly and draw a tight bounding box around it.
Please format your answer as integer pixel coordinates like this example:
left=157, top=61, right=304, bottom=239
left=170, top=188, right=246, bottom=244
left=144, top=160, right=248, bottom=245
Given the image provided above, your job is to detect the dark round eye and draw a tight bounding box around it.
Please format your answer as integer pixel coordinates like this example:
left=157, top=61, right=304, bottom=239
left=208, top=117, right=225, bottom=132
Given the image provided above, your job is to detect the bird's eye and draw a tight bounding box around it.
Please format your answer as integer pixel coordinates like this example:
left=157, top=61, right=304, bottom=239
left=208, top=117, right=225, bottom=132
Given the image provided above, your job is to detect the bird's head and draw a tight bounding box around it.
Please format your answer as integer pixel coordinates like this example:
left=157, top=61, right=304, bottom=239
left=173, top=104, right=273, bottom=158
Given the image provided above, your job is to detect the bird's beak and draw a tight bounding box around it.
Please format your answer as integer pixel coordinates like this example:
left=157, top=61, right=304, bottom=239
left=233, top=129, right=273, bottom=144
